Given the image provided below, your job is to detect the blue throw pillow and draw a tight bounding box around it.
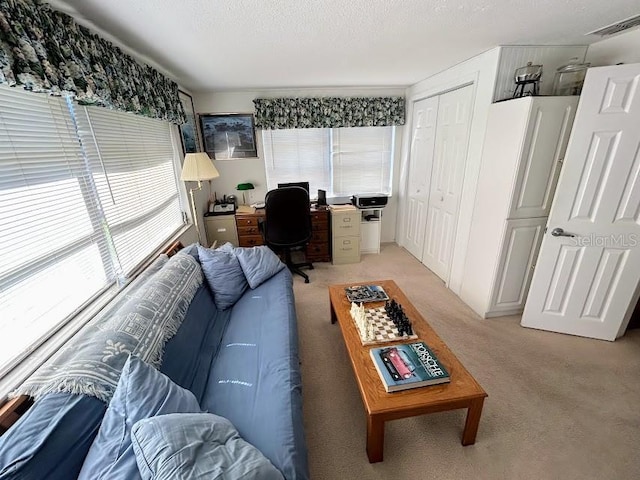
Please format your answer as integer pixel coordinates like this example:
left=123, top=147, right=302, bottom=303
left=234, top=246, right=286, bottom=289
left=78, top=356, right=202, bottom=480
left=181, top=242, right=200, bottom=262
left=197, top=244, right=249, bottom=310
left=131, top=413, right=284, bottom=480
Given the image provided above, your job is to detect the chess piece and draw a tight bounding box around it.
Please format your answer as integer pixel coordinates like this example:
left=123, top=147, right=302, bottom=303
left=366, top=318, right=375, bottom=342
left=351, top=302, right=375, bottom=342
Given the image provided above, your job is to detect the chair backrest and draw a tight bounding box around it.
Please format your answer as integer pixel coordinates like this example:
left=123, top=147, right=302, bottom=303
left=263, top=186, right=312, bottom=247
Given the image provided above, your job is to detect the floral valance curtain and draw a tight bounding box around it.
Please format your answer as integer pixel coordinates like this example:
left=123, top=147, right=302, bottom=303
left=0, top=0, right=185, bottom=123
left=253, top=96, right=405, bottom=129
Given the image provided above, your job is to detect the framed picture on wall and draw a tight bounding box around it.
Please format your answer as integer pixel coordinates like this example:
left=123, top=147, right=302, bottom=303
left=199, top=113, right=258, bottom=160
left=178, top=90, right=200, bottom=154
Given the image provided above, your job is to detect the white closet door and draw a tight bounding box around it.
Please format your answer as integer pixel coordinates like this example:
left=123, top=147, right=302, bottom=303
left=403, top=96, right=439, bottom=260
left=422, top=85, right=473, bottom=282
left=522, top=63, right=640, bottom=340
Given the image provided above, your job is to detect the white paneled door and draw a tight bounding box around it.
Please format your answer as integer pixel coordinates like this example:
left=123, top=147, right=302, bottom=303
left=403, top=96, right=439, bottom=260
left=422, top=85, right=473, bottom=282
left=522, top=63, right=640, bottom=340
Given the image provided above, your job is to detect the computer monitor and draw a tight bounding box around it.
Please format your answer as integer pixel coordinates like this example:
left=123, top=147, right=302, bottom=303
left=277, top=181, right=310, bottom=196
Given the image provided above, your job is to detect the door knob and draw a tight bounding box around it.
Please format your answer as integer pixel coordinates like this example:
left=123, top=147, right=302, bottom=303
left=550, top=227, right=575, bottom=238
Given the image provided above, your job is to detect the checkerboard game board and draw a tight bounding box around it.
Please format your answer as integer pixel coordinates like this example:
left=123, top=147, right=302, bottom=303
left=357, top=306, right=418, bottom=346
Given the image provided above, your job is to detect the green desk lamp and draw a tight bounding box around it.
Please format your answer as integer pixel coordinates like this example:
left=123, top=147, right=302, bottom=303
left=236, top=182, right=255, bottom=205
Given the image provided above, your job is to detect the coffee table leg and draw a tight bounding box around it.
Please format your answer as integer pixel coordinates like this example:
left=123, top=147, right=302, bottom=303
left=330, top=302, right=337, bottom=324
left=366, top=414, right=384, bottom=463
left=462, top=397, right=485, bottom=446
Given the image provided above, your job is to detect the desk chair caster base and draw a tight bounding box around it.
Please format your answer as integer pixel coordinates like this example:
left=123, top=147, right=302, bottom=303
left=289, top=263, right=312, bottom=283
left=283, top=249, right=313, bottom=283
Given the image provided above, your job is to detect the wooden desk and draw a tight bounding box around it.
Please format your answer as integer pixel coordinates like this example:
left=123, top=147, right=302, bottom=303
left=235, top=207, right=331, bottom=262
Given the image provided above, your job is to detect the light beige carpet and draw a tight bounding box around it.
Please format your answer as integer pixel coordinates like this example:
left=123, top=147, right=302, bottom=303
left=292, top=244, right=640, bottom=480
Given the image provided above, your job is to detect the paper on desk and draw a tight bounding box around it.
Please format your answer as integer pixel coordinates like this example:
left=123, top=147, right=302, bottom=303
left=236, top=205, right=256, bottom=214
left=328, top=204, right=357, bottom=211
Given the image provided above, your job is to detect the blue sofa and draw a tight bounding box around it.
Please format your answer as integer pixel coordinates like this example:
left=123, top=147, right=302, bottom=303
left=0, top=246, right=309, bottom=480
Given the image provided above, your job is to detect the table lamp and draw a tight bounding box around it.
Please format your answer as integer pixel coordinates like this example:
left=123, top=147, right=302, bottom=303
left=236, top=182, right=255, bottom=206
left=181, top=153, right=220, bottom=244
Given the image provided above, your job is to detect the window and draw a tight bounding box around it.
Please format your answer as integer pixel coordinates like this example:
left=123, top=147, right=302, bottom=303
left=263, top=126, right=394, bottom=197
left=331, top=127, right=394, bottom=196
left=74, top=106, right=184, bottom=275
left=0, top=85, right=184, bottom=376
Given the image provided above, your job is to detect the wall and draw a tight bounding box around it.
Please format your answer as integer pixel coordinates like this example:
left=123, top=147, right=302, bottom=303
left=193, top=87, right=405, bottom=243
left=585, top=28, right=640, bottom=66
left=398, top=47, right=501, bottom=296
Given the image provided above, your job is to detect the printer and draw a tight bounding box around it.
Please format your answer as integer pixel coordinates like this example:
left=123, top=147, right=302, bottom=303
left=351, top=194, right=388, bottom=209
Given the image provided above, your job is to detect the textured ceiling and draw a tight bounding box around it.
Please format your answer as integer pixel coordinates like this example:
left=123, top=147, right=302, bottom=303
left=49, top=0, right=638, bottom=92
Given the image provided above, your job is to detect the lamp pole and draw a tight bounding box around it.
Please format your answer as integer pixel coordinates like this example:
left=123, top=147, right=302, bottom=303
left=180, top=153, right=220, bottom=246
left=188, top=180, right=204, bottom=245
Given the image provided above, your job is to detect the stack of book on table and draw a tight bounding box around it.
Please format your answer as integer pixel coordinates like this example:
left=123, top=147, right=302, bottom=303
left=345, top=285, right=389, bottom=303
left=370, top=341, right=450, bottom=392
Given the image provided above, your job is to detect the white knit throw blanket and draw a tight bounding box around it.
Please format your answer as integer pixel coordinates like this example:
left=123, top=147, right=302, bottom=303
left=13, top=252, right=202, bottom=403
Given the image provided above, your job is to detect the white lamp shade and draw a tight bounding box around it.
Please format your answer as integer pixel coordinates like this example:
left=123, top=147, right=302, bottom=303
left=180, top=153, right=220, bottom=181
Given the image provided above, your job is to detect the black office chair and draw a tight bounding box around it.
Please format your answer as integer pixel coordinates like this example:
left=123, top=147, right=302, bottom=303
left=261, top=186, right=314, bottom=283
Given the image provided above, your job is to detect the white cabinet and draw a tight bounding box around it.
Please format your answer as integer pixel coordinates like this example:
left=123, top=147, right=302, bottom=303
left=461, top=96, right=578, bottom=318
left=360, top=208, right=383, bottom=254
left=488, top=217, right=546, bottom=316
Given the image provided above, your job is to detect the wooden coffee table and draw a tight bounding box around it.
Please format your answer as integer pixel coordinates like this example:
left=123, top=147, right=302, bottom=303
left=329, top=280, right=487, bottom=463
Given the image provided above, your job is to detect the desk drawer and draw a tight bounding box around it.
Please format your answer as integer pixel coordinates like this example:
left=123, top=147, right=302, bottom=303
left=310, top=230, right=328, bottom=243
left=236, top=215, right=261, bottom=227
left=238, top=235, right=264, bottom=247
left=238, top=225, right=261, bottom=236
left=310, top=211, right=329, bottom=228
left=306, top=243, right=329, bottom=257
left=311, top=221, right=328, bottom=233
left=306, top=249, right=331, bottom=263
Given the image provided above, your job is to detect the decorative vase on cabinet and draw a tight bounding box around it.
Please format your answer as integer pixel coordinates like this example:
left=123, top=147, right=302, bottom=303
left=461, top=95, right=579, bottom=318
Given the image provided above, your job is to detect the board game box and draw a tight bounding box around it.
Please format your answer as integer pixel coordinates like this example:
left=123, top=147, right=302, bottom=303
left=345, top=285, right=389, bottom=303
left=370, top=342, right=450, bottom=392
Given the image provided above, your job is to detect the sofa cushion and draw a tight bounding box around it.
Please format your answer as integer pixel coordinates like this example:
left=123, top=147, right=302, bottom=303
left=201, top=268, right=309, bottom=480
left=197, top=244, right=248, bottom=310
left=0, top=393, right=106, bottom=480
left=160, top=284, right=231, bottom=403
left=78, top=356, right=202, bottom=480
left=234, top=245, right=286, bottom=289
left=131, top=413, right=284, bottom=480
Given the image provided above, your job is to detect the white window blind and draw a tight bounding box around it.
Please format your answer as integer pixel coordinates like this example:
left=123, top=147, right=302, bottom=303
left=331, top=127, right=393, bottom=196
left=262, top=126, right=394, bottom=197
left=0, top=87, right=112, bottom=374
left=74, top=107, right=183, bottom=275
left=263, top=128, right=330, bottom=195
left=0, top=85, right=185, bottom=377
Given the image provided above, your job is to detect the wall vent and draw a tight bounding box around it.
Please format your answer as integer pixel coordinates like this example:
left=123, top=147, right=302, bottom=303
left=586, top=14, right=640, bottom=37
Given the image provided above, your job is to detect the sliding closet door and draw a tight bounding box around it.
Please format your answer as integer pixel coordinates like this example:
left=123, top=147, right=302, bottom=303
left=403, top=96, right=439, bottom=260
left=422, top=85, right=473, bottom=282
